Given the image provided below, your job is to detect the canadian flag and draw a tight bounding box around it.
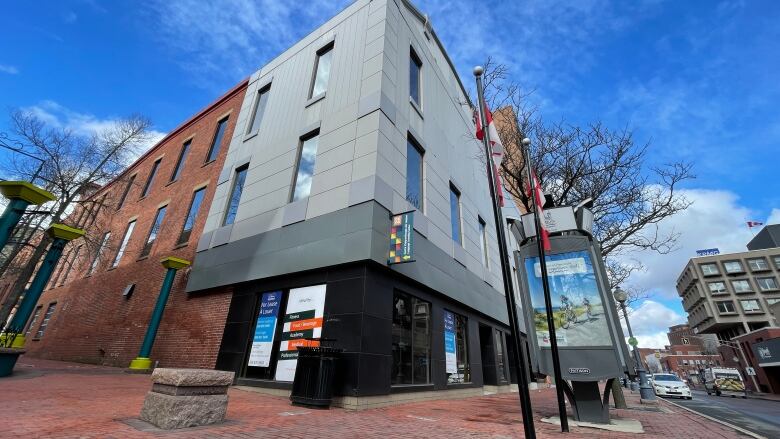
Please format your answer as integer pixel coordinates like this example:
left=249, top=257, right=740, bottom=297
left=527, top=170, right=551, bottom=251
left=474, top=104, right=505, bottom=206
left=747, top=221, right=764, bottom=228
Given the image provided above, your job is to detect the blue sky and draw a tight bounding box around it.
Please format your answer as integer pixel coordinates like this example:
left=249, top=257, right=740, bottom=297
left=2, top=0, right=779, bottom=347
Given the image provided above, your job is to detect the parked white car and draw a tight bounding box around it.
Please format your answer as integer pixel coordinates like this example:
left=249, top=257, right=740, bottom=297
left=651, top=373, right=692, bottom=399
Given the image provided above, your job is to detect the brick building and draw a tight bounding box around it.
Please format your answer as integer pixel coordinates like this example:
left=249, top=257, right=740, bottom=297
left=17, top=80, right=248, bottom=368
left=717, top=327, right=780, bottom=394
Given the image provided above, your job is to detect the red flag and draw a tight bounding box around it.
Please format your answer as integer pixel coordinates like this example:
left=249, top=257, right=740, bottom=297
left=526, top=170, right=551, bottom=251
left=747, top=221, right=764, bottom=228
left=474, top=104, right=506, bottom=206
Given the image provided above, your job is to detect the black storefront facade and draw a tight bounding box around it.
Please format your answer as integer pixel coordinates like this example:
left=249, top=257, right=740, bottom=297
left=213, top=260, right=525, bottom=408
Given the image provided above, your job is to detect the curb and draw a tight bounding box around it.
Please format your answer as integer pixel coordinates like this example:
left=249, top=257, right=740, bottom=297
left=658, top=397, right=766, bottom=439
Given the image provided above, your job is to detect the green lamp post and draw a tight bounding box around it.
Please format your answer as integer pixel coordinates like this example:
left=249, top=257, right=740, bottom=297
left=3, top=224, right=85, bottom=348
left=0, top=181, right=56, bottom=250
left=128, top=256, right=191, bottom=371
left=0, top=224, right=84, bottom=377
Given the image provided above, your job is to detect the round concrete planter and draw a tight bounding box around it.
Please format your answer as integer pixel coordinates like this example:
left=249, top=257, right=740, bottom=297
left=0, top=347, right=25, bottom=377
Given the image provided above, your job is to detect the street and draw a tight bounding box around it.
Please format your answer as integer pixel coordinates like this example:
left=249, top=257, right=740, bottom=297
left=668, top=390, right=780, bottom=439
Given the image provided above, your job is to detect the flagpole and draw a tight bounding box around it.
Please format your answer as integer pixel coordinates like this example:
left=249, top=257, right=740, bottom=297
left=474, top=66, right=536, bottom=439
left=523, top=140, right=570, bottom=432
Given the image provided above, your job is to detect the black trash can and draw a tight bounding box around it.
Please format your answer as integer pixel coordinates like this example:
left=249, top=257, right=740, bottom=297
left=290, top=345, right=342, bottom=408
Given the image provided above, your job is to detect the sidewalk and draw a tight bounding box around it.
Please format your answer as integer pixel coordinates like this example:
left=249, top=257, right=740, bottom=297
left=0, top=358, right=752, bottom=438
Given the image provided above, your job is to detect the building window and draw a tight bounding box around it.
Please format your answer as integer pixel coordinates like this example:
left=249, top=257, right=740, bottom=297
left=291, top=132, right=320, bottom=202
left=409, top=48, right=422, bottom=107
left=60, top=244, right=82, bottom=285
left=723, top=260, right=744, bottom=274
left=25, top=306, right=42, bottom=337
left=446, top=311, right=470, bottom=384
left=35, top=303, right=57, bottom=339
left=392, top=290, right=431, bottom=385
left=700, top=263, right=719, bottom=276
left=748, top=258, right=769, bottom=271
left=757, top=277, right=778, bottom=291
left=112, top=220, right=136, bottom=267
left=773, top=256, right=780, bottom=269
left=141, top=206, right=167, bottom=257
left=449, top=184, right=462, bottom=245
left=767, top=298, right=780, bottom=306
left=178, top=187, right=207, bottom=244
left=495, top=330, right=508, bottom=382
left=88, top=232, right=111, bottom=275
left=223, top=166, right=248, bottom=226
left=206, top=117, right=229, bottom=163
left=479, top=217, right=489, bottom=268
left=309, top=43, right=334, bottom=98
left=170, top=140, right=191, bottom=182
left=716, top=300, right=736, bottom=314
left=141, top=158, right=161, bottom=198
left=707, top=281, right=727, bottom=294
left=731, top=279, right=752, bottom=293
left=117, top=174, right=136, bottom=209
left=405, top=136, right=424, bottom=210
left=247, top=86, right=270, bottom=135
left=740, top=299, right=761, bottom=313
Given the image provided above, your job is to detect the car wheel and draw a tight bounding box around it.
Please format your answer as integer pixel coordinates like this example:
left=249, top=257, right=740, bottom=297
left=741, top=396, right=747, bottom=399
left=706, top=392, right=711, bottom=395
left=686, top=397, right=692, bottom=400
left=716, top=391, right=721, bottom=396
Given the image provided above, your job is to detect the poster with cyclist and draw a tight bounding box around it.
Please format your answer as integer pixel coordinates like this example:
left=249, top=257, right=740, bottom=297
left=524, top=250, right=612, bottom=347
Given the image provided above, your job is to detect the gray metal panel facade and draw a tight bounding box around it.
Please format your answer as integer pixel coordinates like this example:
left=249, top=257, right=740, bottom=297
left=189, top=0, right=520, bottom=319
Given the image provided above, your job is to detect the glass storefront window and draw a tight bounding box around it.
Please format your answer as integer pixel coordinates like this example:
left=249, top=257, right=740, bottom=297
left=392, top=290, right=431, bottom=385
left=494, top=330, right=507, bottom=383
left=445, top=311, right=470, bottom=384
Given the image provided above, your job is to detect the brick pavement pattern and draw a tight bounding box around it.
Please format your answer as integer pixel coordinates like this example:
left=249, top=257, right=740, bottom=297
left=0, top=358, right=748, bottom=438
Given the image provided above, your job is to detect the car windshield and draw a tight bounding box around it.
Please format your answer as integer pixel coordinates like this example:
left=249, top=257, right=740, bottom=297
left=653, top=374, right=681, bottom=382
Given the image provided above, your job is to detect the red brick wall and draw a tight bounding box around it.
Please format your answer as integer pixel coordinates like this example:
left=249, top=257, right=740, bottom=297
left=21, top=80, right=247, bottom=369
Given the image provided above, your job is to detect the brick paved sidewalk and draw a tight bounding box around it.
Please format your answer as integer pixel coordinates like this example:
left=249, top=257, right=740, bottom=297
left=0, top=358, right=750, bottom=438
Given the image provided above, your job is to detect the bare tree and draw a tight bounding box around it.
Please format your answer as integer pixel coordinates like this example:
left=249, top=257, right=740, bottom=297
left=0, top=109, right=152, bottom=326
left=480, top=59, right=694, bottom=304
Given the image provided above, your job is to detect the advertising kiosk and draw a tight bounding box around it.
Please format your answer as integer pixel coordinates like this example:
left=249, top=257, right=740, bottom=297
left=514, top=206, right=632, bottom=423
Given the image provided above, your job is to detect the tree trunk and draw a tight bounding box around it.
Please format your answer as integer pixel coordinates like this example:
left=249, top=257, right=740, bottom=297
left=0, top=235, right=50, bottom=328
left=611, top=377, right=628, bottom=409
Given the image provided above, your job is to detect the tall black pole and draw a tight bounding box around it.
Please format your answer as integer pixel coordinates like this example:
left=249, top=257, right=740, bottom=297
left=523, top=139, right=569, bottom=432
left=474, top=66, right=536, bottom=439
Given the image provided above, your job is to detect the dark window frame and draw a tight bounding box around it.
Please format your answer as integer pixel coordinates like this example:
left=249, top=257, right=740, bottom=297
left=405, top=135, right=424, bottom=211
left=117, top=174, right=136, bottom=210
left=35, top=302, right=57, bottom=339
left=391, top=289, right=432, bottom=386
left=206, top=116, right=230, bottom=163
left=409, top=47, right=422, bottom=108
left=140, top=159, right=162, bottom=198
left=290, top=130, right=321, bottom=203
left=169, top=140, right=191, bottom=182
left=112, top=219, right=136, bottom=268
left=177, top=187, right=207, bottom=245
left=141, top=205, right=167, bottom=258
left=223, top=165, right=249, bottom=226
left=308, top=42, right=335, bottom=99
left=246, top=85, right=271, bottom=136
left=449, top=183, right=462, bottom=246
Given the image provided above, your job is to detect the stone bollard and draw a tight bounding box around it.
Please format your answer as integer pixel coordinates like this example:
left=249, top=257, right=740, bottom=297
left=140, top=368, right=234, bottom=429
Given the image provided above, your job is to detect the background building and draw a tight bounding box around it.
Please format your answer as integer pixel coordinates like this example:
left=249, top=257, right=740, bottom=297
left=677, top=247, right=780, bottom=340
left=748, top=224, right=780, bottom=251
left=16, top=81, right=247, bottom=368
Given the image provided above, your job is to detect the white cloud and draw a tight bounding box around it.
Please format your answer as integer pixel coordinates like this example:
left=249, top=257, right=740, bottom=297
left=766, top=208, right=780, bottom=225
left=0, top=64, right=19, bottom=75
left=142, top=0, right=352, bottom=89
left=22, top=100, right=166, bottom=158
left=619, top=300, right=685, bottom=349
left=617, top=188, right=777, bottom=300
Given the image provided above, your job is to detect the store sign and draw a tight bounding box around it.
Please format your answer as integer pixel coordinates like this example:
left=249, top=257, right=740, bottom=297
left=568, top=367, right=590, bottom=375
left=247, top=291, right=282, bottom=367
left=696, top=248, right=720, bottom=256
left=753, top=338, right=780, bottom=367
left=388, top=211, right=414, bottom=264
left=274, top=285, right=327, bottom=382
left=444, top=311, right=457, bottom=374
